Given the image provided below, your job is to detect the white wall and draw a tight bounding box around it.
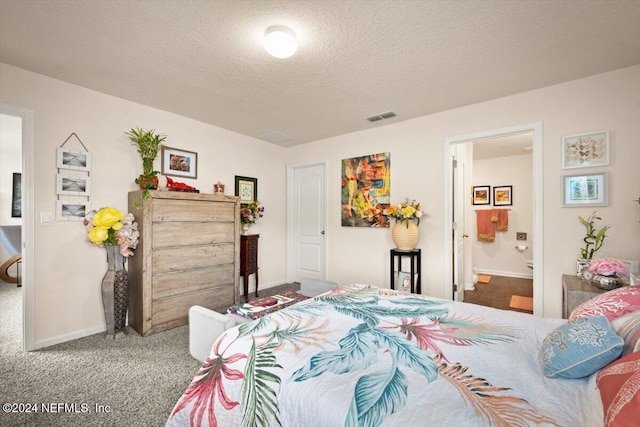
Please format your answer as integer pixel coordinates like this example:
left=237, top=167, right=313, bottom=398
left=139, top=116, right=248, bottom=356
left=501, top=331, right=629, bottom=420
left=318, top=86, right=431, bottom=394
left=286, top=65, right=640, bottom=318
left=0, top=63, right=288, bottom=347
left=471, top=153, right=533, bottom=278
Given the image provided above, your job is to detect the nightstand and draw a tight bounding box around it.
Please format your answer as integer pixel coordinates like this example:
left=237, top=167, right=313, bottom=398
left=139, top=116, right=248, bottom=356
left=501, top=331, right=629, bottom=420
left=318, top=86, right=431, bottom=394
left=240, top=234, right=259, bottom=303
left=562, top=274, right=607, bottom=318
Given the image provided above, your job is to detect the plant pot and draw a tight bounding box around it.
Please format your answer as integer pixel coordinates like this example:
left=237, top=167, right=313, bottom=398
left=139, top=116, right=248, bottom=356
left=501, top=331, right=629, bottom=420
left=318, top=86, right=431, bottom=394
left=137, top=174, right=158, bottom=190
left=392, top=221, right=419, bottom=250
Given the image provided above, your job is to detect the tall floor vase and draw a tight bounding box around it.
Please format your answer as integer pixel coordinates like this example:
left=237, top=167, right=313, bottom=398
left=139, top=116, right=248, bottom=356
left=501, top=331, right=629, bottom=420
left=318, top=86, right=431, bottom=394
left=102, top=245, right=129, bottom=339
left=392, top=221, right=420, bottom=250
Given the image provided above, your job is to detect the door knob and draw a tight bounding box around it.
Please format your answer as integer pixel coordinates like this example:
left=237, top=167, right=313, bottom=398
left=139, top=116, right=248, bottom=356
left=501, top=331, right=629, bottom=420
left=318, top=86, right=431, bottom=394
left=321, top=230, right=325, bottom=235
left=463, top=233, right=469, bottom=238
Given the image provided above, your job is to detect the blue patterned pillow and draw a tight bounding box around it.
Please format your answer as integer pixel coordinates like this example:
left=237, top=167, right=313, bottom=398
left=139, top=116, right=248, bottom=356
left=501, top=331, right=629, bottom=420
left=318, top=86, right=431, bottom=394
left=542, top=315, right=624, bottom=379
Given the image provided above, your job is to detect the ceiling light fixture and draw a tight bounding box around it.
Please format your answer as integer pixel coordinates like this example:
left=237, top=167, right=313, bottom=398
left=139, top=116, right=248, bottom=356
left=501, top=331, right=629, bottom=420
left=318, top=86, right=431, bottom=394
left=264, top=25, right=298, bottom=59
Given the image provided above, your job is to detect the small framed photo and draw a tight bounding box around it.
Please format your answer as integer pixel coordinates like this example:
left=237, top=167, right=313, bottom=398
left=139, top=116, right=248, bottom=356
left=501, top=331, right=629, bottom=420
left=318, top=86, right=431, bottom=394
left=562, top=172, right=608, bottom=207
left=493, top=185, right=512, bottom=206
left=561, top=131, right=609, bottom=169
left=57, top=147, right=91, bottom=171
left=57, top=174, right=91, bottom=196
left=161, top=146, right=198, bottom=179
left=56, top=200, right=90, bottom=221
left=397, top=271, right=412, bottom=292
left=235, top=176, right=258, bottom=204
left=11, top=173, right=21, bottom=218
left=472, top=185, right=490, bottom=205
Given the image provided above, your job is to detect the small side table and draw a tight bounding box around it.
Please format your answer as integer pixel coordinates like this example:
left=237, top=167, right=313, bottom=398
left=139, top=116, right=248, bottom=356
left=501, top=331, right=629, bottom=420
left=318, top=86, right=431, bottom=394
left=390, top=248, right=421, bottom=293
left=240, top=234, right=259, bottom=303
left=562, top=274, right=607, bottom=318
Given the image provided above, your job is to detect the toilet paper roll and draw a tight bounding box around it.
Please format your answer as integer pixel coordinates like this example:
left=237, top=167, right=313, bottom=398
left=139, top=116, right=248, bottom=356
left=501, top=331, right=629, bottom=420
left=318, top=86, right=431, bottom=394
left=516, top=245, right=528, bottom=251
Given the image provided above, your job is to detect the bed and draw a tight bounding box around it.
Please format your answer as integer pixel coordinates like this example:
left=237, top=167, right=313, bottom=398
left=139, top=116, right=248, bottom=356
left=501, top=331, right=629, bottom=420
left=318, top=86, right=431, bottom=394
left=166, top=284, right=640, bottom=427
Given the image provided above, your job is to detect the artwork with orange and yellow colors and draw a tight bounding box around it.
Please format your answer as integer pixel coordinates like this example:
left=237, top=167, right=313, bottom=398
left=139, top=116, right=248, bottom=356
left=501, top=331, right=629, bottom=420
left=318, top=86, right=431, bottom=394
left=341, top=152, right=390, bottom=227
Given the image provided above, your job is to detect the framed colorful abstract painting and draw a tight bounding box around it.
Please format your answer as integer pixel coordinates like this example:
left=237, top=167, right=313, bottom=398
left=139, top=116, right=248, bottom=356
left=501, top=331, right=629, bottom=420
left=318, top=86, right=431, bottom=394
left=341, top=152, right=390, bottom=227
left=561, top=131, right=609, bottom=169
left=562, top=172, right=608, bottom=207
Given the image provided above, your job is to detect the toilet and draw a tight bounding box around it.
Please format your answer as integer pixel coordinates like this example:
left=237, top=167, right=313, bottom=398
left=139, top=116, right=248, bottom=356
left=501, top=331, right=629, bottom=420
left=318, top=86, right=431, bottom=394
left=526, top=260, right=533, bottom=269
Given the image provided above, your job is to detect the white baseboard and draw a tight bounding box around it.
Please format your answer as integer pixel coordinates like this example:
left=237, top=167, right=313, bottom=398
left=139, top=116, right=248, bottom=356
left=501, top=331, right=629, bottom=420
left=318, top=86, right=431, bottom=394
left=35, top=325, right=105, bottom=350
left=476, top=269, right=533, bottom=280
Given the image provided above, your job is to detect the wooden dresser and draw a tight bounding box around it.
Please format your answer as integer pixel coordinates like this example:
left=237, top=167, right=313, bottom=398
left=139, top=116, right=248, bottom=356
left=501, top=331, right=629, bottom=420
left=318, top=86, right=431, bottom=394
left=127, top=190, right=240, bottom=336
left=240, top=234, right=259, bottom=302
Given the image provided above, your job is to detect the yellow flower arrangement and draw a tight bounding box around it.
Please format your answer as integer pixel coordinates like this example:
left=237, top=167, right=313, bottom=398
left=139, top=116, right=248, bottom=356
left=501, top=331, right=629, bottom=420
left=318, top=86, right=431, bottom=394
left=84, top=207, right=139, bottom=257
left=383, top=198, right=423, bottom=227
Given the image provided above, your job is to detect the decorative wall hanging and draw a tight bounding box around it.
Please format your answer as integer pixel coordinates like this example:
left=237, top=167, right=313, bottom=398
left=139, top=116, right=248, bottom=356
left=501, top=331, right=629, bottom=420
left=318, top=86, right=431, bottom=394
left=11, top=173, right=21, bottom=218
left=341, top=152, right=390, bottom=227
left=493, top=185, right=512, bottom=206
left=561, top=131, right=609, bottom=169
left=472, top=185, right=490, bottom=205
left=562, top=172, right=608, bottom=207
left=235, top=176, right=257, bottom=204
left=57, top=133, right=91, bottom=221
left=161, top=146, right=197, bottom=179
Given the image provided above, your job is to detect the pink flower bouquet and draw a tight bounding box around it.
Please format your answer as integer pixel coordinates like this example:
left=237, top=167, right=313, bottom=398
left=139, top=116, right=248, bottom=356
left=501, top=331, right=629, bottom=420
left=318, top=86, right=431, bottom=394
left=588, top=258, right=629, bottom=277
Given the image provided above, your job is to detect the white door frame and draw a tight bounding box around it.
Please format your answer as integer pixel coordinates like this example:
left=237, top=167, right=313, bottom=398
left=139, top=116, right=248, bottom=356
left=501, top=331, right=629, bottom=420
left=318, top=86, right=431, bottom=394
left=286, top=161, right=328, bottom=282
left=443, top=122, right=544, bottom=315
left=1, top=103, right=35, bottom=351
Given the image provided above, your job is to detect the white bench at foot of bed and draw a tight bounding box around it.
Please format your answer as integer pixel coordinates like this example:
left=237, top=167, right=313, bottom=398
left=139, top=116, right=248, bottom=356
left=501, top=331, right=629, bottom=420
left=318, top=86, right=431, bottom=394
left=189, top=278, right=338, bottom=363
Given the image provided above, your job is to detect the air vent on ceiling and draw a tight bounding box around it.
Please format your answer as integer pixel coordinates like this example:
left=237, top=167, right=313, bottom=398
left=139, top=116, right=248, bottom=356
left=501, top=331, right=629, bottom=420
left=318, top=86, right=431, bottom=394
left=258, top=131, right=294, bottom=145
left=366, top=111, right=397, bottom=123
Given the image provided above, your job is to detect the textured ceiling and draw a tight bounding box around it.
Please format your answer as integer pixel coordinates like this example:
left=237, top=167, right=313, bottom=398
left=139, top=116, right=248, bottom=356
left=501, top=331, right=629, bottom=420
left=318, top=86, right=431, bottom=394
left=1, top=0, right=639, bottom=147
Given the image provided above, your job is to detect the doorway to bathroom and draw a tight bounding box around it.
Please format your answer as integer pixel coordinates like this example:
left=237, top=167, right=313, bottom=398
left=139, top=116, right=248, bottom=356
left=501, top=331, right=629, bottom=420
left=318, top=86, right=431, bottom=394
left=443, top=122, right=543, bottom=315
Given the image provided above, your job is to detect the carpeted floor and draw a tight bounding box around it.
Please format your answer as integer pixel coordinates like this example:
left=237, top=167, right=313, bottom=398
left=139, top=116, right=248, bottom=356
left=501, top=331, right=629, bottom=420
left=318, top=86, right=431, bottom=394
left=463, top=275, right=533, bottom=314
left=0, top=280, right=299, bottom=426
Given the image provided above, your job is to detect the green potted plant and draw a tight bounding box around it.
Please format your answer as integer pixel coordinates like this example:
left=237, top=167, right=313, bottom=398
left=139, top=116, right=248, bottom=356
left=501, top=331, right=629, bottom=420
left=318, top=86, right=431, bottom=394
left=125, top=127, right=167, bottom=197
left=577, top=211, right=610, bottom=277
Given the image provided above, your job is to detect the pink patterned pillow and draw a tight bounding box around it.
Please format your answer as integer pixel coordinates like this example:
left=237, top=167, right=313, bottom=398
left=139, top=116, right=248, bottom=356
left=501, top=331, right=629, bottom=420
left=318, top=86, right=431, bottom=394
left=569, top=286, right=640, bottom=321
left=596, top=351, right=640, bottom=427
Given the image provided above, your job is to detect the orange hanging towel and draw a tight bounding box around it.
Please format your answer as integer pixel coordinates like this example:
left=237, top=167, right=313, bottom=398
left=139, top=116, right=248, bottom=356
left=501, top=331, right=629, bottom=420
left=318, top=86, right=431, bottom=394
left=476, top=210, right=495, bottom=242
left=496, top=208, right=509, bottom=232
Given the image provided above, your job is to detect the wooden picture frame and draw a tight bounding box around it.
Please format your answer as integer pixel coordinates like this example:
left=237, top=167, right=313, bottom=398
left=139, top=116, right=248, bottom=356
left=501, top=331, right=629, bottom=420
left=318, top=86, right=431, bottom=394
left=235, top=176, right=257, bottom=204
left=472, top=185, right=490, bottom=205
left=11, top=173, right=21, bottom=218
left=57, top=147, right=91, bottom=172
left=56, top=174, right=91, bottom=196
left=161, top=146, right=198, bottom=179
left=493, top=185, right=512, bottom=206
left=561, top=131, right=609, bottom=169
left=56, top=200, right=90, bottom=222
left=562, top=172, right=608, bottom=207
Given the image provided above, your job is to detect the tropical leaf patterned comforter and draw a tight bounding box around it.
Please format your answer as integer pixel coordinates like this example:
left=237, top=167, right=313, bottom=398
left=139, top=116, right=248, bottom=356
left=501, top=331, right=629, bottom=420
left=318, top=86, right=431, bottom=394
left=167, top=285, right=603, bottom=427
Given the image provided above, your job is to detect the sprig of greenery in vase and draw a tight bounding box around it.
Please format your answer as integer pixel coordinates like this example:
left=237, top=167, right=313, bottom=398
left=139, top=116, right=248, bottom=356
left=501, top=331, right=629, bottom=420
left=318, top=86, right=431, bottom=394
left=578, top=211, right=609, bottom=259
left=125, top=127, right=167, bottom=198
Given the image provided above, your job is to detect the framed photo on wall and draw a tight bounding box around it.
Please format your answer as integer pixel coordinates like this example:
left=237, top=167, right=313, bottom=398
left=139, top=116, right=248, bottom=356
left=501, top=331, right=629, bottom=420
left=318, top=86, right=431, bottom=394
left=56, top=174, right=91, bottom=196
left=161, top=146, right=198, bottom=179
left=235, top=176, right=257, bottom=204
left=472, top=185, right=490, bottom=205
left=57, top=147, right=91, bottom=172
left=11, top=173, right=21, bottom=218
left=561, top=131, right=609, bottom=169
left=56, top=200, right=90, bottom=221
left=493, top=185, right=512, bottom=206
left=562, top=172, right=608, bottom=207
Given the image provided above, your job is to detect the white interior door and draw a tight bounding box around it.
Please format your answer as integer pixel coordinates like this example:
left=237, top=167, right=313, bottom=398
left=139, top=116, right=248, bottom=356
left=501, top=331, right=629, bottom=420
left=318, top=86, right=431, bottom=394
left=288, top=163, right=326, bottom=282
left=452, top=150, right=467, bottom=302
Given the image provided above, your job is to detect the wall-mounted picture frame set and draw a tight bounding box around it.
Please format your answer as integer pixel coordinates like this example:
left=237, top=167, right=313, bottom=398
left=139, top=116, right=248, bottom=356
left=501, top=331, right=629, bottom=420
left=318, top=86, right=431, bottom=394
left=57, top=147, right=91, bottom=171
left=493, top=185, right=513, bottom=206
left=562, top=172, right=608, bottom=207
left=161, top=146, right=198, bottom=179
left=56, top=174, right=91, bottom=196
left=235, top=175, right=257, bottom=204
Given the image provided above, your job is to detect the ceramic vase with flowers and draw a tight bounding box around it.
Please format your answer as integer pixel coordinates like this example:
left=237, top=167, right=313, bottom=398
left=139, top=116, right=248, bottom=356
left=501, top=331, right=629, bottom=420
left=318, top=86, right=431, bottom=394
left=585, top=258, right=629, bottom=290
left=384, top=198, right=423, bottom=250
left=84, top=207, right=139, bottom=338
left=240, top=201, right=264, bottom=234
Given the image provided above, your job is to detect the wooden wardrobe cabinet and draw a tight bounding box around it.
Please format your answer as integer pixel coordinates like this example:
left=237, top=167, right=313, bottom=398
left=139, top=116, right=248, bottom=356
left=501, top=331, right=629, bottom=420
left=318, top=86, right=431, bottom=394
left=127, top=190, right=240, bottom=336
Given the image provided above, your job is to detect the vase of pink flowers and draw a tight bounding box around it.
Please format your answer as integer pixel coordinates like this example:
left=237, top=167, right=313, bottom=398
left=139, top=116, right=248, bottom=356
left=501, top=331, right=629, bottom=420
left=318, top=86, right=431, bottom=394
left=586, top=258, right=629, bottom=290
